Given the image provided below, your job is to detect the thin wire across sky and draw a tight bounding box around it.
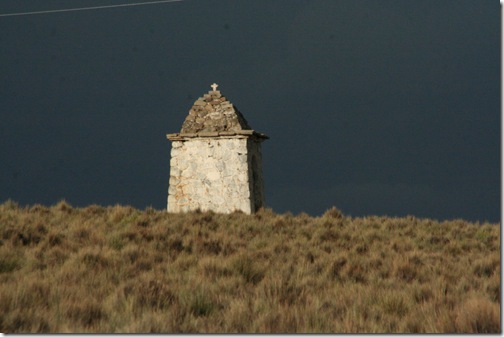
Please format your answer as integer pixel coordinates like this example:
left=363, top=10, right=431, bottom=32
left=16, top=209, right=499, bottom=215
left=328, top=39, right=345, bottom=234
left=0, top=0, right=185, bottom=17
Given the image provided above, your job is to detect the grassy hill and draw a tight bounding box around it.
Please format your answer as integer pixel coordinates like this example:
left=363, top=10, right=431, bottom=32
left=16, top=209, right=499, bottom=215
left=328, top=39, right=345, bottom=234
left=0, top=200, right=500, bottom=333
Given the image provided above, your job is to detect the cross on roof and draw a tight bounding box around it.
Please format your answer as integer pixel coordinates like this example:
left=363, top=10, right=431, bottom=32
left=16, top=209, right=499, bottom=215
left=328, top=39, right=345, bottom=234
left=211, top=83, right=218, bottom=91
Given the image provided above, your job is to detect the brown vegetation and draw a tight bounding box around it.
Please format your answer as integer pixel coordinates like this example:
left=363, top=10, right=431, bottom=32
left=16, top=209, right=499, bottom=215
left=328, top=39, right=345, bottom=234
left=0, top=200, right=500, bottom=333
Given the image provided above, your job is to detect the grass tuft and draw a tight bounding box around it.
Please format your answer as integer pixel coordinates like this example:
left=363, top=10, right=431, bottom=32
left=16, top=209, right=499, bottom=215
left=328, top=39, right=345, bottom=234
left=455, top=297, right=500, bottom=333
left=233, top=254, right=265, bottom=285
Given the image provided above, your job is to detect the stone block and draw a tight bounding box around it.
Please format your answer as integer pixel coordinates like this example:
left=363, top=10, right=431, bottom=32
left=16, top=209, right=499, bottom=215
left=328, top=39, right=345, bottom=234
left=169, top=176, right=179, bottom=185
left=212, top=195, right=225, bottom=205
left=207, top=170, right=220, bottom=181
left=197, top=131, right=217, bottom=137
left=218, top=131, right=236, bottom=136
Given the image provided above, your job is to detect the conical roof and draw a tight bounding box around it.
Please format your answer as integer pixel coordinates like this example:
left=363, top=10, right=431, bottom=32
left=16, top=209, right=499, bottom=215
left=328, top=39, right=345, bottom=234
left=167, top=83, right=268, bottom=141
left=180, top=84, right=252, bottom=133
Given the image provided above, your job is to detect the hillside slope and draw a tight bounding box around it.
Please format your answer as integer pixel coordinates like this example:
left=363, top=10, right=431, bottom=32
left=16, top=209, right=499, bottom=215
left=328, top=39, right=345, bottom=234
left=0, top=200, right=500, bottom=333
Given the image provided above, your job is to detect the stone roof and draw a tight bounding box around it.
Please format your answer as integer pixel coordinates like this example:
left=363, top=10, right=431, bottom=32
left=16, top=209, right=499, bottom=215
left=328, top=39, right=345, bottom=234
left=180, top=84, right=253, bottom=134
left=167, top=84, right=268, bottom=141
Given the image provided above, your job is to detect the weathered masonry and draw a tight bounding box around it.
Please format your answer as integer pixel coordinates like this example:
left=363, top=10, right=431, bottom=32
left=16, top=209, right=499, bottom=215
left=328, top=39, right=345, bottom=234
left=166, top=83, right=268, bottom=214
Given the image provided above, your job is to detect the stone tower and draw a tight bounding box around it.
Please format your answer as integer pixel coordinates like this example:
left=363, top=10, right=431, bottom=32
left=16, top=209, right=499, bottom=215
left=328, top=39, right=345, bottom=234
left=166, top=83, right=268, bottom=214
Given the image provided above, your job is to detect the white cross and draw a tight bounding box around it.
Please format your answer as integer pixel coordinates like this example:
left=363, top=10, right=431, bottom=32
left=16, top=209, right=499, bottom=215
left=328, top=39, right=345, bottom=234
left=211, top=83, right=218, bottom=91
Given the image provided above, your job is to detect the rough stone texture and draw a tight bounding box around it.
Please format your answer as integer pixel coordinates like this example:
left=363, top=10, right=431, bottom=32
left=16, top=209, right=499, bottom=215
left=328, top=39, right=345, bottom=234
left=167, top=137, right=265, bottom=213
left=167, top=85, right=267, bottom=214
left=180, top=89, right=252, bottom=133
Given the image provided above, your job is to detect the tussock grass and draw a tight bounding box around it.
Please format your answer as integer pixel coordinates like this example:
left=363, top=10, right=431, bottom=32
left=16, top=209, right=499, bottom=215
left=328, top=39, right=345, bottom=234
left=0, top=199, right=500, bottom=333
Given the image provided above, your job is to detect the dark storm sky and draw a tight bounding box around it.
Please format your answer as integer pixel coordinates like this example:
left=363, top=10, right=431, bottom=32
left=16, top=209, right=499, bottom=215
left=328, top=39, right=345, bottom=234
left=0, top=0, right=500, bottom=222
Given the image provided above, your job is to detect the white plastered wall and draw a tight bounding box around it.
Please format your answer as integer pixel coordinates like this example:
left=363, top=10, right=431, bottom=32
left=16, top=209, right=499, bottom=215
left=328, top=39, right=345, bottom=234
left=167, top=137, right=254, bottom=213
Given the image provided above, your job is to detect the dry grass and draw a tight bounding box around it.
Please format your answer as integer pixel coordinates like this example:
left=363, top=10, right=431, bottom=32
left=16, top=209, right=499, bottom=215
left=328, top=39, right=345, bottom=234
left=0, top=200, right=500, bottom=333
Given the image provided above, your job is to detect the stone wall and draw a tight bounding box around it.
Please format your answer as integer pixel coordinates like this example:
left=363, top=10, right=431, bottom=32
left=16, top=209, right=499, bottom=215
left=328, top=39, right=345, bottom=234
left=166, top=84, right=267, bottom=214
left=167, top=136, right=261, bottom=214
